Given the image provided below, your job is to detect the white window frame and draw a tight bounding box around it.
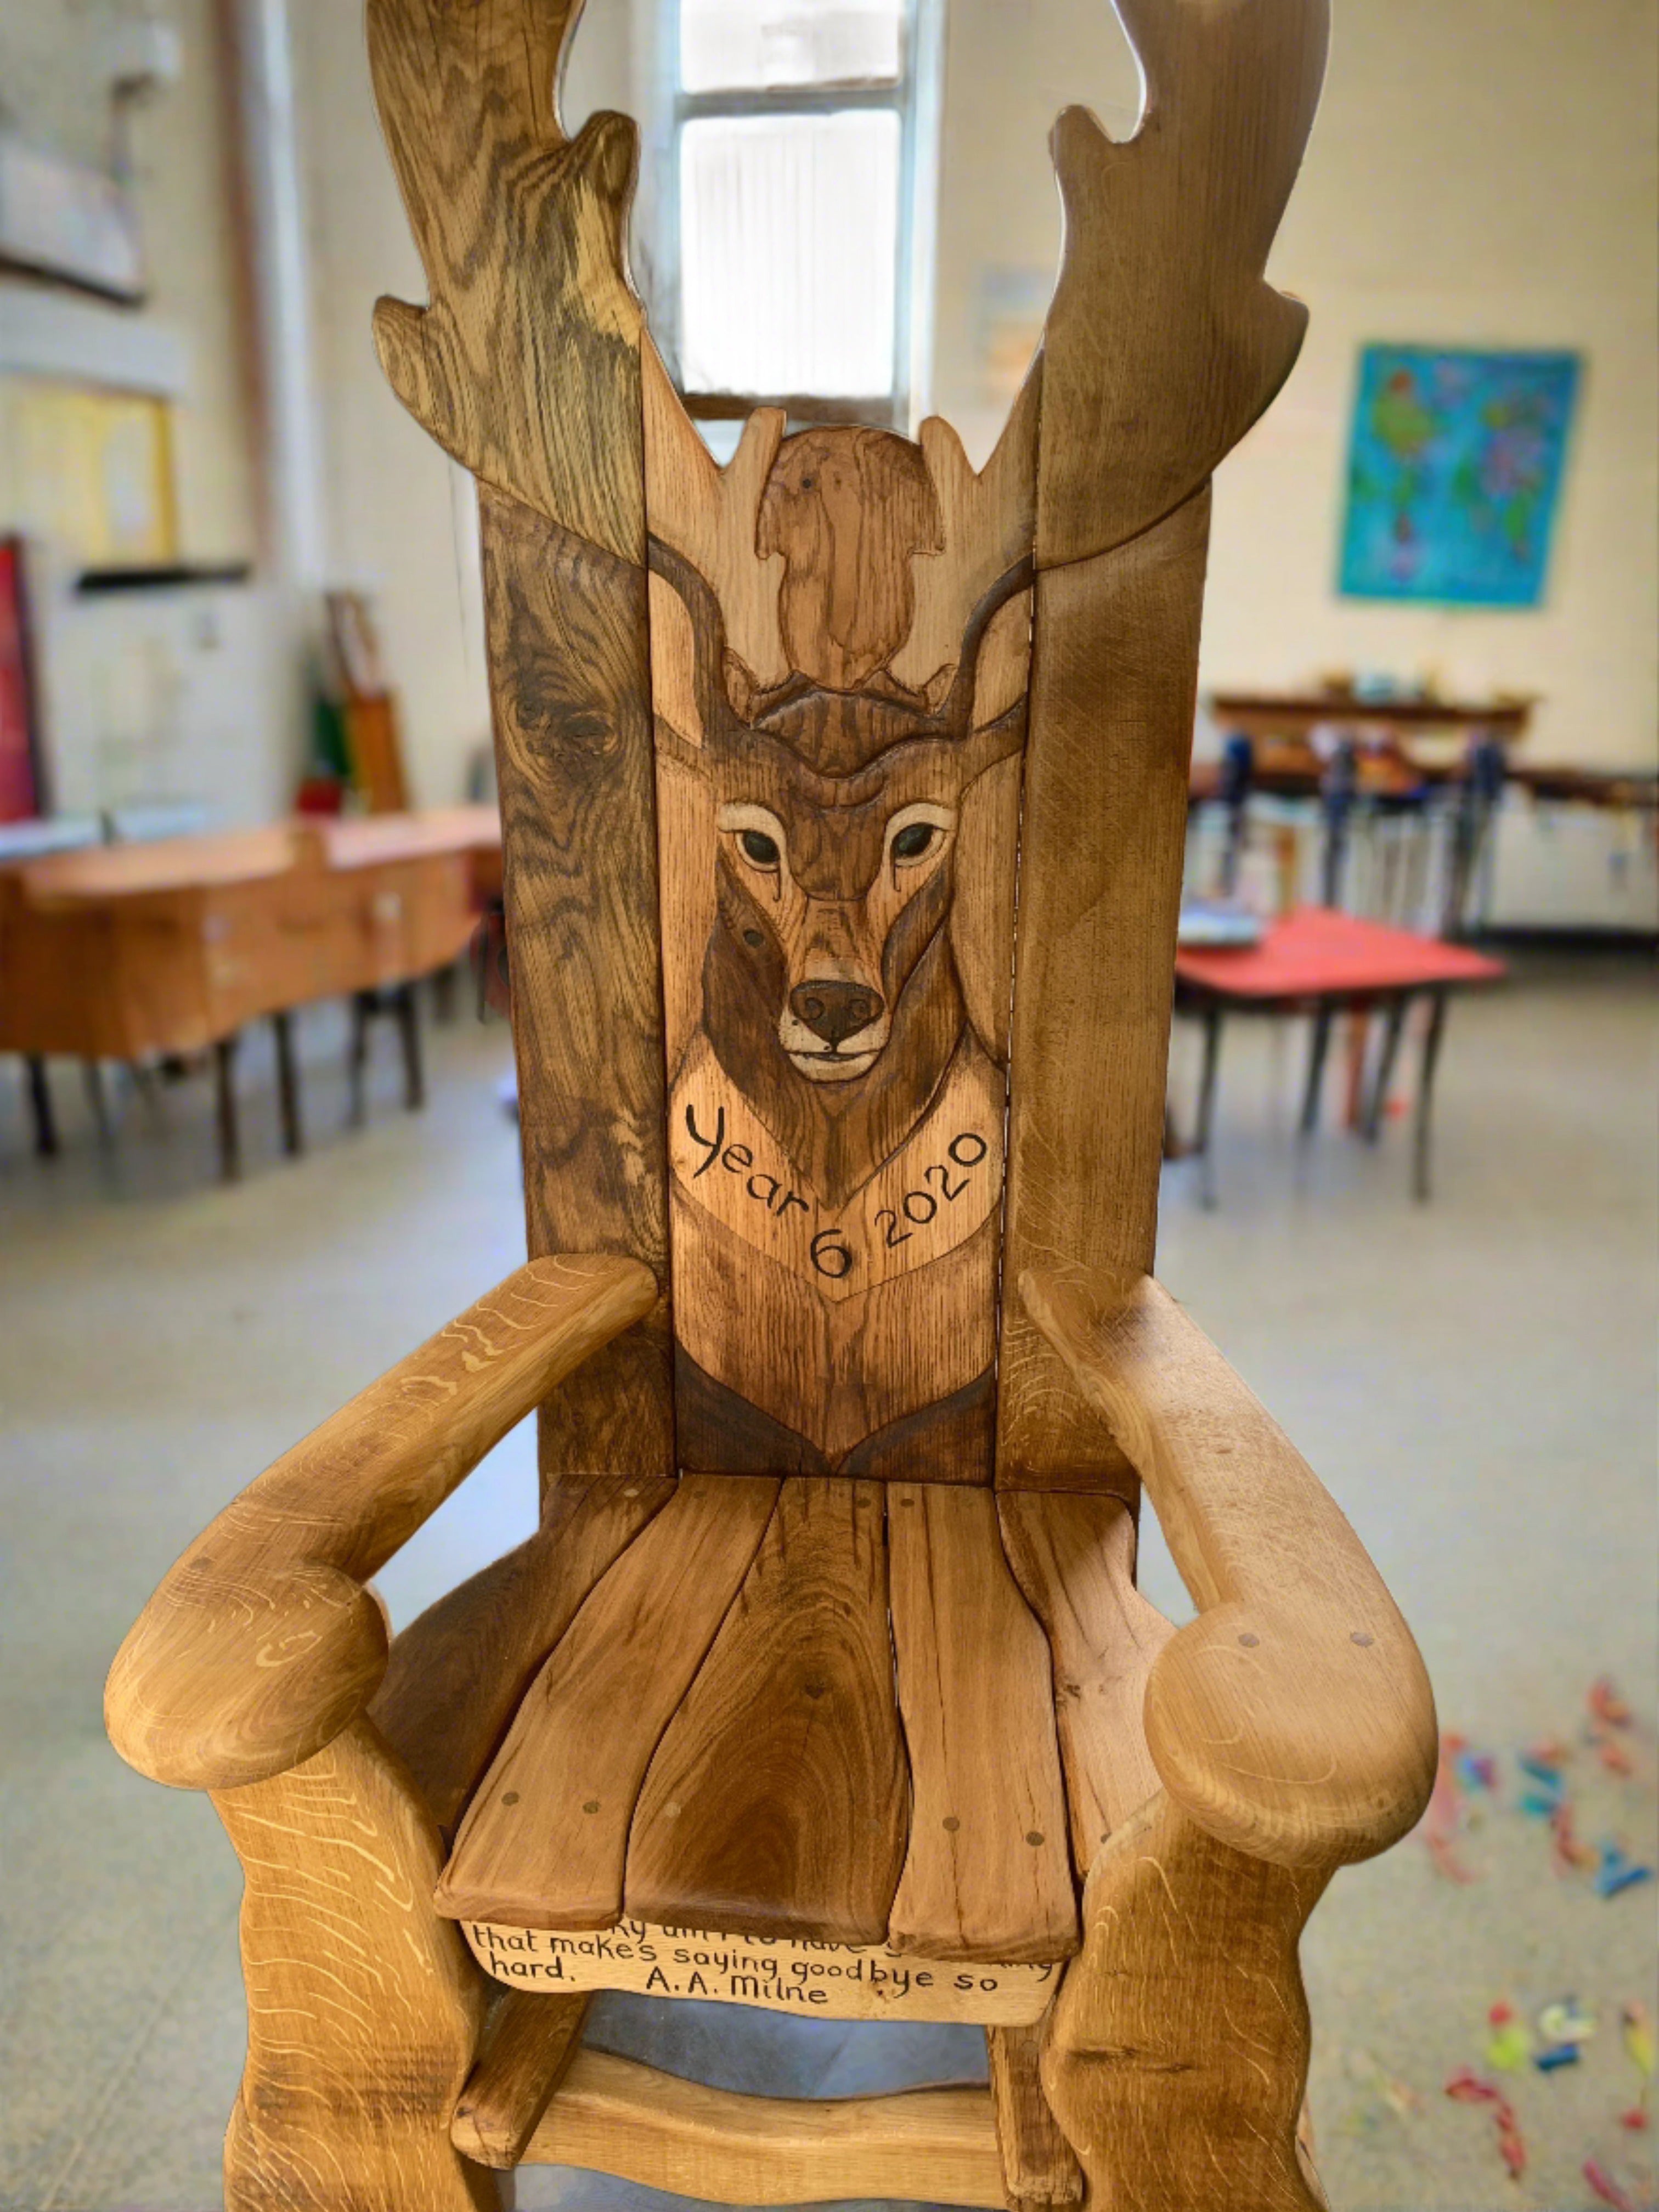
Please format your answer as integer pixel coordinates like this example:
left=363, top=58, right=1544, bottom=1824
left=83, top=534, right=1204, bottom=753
left=640, top=0, right=943, bottom=433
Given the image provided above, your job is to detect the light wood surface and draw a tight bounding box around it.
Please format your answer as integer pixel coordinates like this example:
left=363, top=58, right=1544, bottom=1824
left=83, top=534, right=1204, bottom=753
left=526, top=2049, right=1006, bottom=2205
left=458, top=1916, right=1060, bottom=2025
left=625, top=1478, right=909, bottom=1944
left=437, top=1478, right=778, bottom=1929
left=1000, top=1489, right=1175, bottom=1865
left=1023, top=1267, right=1438, bottom=1870
left=371, top=1472, right=677, bottom=1836
left=1034, top=0, right=1327, bottom=568
left=997, top=497, right=1210, bottom=1492
left=452, top=1992, right=591, bottom=2171
left=887, top=1483, right=1079, bottom=1963
left=106, top=1257, right=653, bottom=1792
left=1043, top=1790, right=1327, bottom=2212
left=987, top=2014, right=1085, bottom=2209
left=215, top=1719, right=498, bottom=2212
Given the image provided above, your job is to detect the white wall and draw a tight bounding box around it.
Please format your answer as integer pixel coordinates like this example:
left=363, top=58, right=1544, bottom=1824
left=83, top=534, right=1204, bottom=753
left=286, top=0, right=1657, bottom=806
left=1, top=0, right=304, bottom=825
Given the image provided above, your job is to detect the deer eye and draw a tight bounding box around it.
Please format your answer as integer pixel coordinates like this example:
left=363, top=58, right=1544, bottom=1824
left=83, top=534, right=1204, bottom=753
left=891, top=822, right=939, bottom=863
left=740, top=829, right=781, bottom=868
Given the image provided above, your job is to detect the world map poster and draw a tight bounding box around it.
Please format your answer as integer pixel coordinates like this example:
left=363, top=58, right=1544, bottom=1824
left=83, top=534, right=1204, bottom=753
left=1339, top=346, right=1579, bottom=607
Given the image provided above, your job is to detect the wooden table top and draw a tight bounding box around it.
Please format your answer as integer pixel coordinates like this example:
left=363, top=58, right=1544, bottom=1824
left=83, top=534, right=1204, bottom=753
left=15, top=807, right=502, bottom=909
left=1209, top=690, right=1535, bottom=736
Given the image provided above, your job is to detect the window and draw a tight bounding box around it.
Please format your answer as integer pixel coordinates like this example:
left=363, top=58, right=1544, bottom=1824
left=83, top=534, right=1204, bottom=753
left=659, top=0, right=940, bottom=431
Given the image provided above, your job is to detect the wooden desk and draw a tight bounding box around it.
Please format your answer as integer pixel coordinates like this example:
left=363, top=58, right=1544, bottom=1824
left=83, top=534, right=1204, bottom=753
left=1, top=808, right=501, bottom=1175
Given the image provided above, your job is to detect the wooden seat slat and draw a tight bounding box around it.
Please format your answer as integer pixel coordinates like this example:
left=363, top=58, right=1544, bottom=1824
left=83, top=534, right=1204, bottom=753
left=624, top=1477, right=909, bottom=1946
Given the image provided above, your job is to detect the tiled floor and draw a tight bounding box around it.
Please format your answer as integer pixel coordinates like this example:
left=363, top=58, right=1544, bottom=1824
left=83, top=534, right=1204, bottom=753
left=1, top=954, right=1654, bottom=2212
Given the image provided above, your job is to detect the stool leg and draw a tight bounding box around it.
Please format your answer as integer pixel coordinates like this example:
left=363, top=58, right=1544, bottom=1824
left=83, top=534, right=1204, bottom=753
left=1363, top=995, right=1409, bottom=1143
left=25, top=1056, right=59, bottom=1158
left=272, top=1011, right=303, bottom=1158
left=348, top=992, right=373, bottom=1127
left=396, top=982, right=425, bottom=1111
left=1414, top=990, right=1448, bottom=1203
left=215, top=1034, right=242, bottom=1184
left=1299, top=1006, right=1334, bottom=1139
left=1194, top=1006, right=1225, bottom=1210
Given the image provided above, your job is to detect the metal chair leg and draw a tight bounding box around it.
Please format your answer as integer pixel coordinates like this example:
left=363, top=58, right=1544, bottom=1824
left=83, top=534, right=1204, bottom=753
left=1363, top=995, right=1409, bottom=1143
left=25, top=1056, right=58, bottom=1158
left=272, top=1010, right=304, bottom=1158
left=1299, top=1006, right=1334, bottom=1140
left=82, top=1059, right=113, bottom=1146
left=1194, top=1006, right=1225, bottom=1210
left=1413, top=990, right=1449, bottom=1203
left=348, top=992, right=373, bottom=1127
left=215, top=1034, right=242, bottom=1183
left=396, top=982, right=425, bottom=1111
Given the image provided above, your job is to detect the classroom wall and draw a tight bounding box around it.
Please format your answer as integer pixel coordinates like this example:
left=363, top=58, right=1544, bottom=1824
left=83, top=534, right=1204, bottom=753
left=286, top=0, right=1657, bottom=799
left=0, top=0, right=302, bottom=823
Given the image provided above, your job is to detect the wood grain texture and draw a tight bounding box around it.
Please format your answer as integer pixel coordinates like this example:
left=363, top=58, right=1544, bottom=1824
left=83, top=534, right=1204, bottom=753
left=625, top=1478, right=908, bottom=1944
left=887, top=1483, right=1079, bottom=1963
left=526, top=2049, right=1006, bottom=2205
left=479, top=492, right=674, bottom=1488
left=370, top=1473, right=677, bottom=1837
left=999, top=1489, right=1176, bottom=1867
left=367, top=0, right=645, bottom=560
left=213, top=1719, right=499, bottom=2212
left=436, top=1477, right=778, bottom=1929
left=459, top=1916, right=1060, bottom=2023
left=106, top=1257, right=654, bottom=1793
left=1023, top=1267, right=1438, bottom=1870
left=1034, top=0, right=1327, bottom=568
left=987, top=2015, right=1085, bottom=2209
left=451, top=1991, right=591, bottom=2170
left=997, top=494, right=1211, bottom=1493
left=1042, top=1791, right=1328, bottom=2212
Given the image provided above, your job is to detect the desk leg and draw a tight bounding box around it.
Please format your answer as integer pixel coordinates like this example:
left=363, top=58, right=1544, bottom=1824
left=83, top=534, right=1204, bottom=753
left=26, top=1057, right=58, bottom=1159
left=215, top=1034, right=242, bottom=1184
left=1194, top=1005, right=1226, bottom=1211
left=1414, top=991, right=1448, bottom=1203
left=1300, top=1007, right=1334, bottom=1140
left=1364, top=995, right=1409, bottom=1143
left=395, top=983, right=425, bottom=1112
left=272, top=1011, right=303, bottom=1158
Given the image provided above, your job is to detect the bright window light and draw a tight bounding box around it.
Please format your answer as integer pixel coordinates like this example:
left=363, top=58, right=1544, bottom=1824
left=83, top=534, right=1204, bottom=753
left=680, top=0, right=904, bottom=92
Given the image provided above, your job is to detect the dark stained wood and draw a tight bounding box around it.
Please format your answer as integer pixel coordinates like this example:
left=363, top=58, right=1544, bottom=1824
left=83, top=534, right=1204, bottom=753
left=986, top=2015, right=1085, bottom=2209
left=887, top=1483, right=1078, bottom=1963
left=452, top=1991, right=592, bottom=2170
left=625, top=1478, right=908, bottom=1945
left=998, top=1489, right=1175, bottom=1867
left=1034, top=0, right=1327, bottom=568
left=997, top=493, right=1211, bottom=1494
left=435, top=1477, right=778, bottom=1931
left=480, top=492, right=674, bottom=1489
left=370, top=1473, right=678, bottom=1837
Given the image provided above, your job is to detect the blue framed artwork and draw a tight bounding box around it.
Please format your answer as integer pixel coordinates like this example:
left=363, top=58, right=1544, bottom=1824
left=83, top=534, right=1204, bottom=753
left=1339, top=346, right=1579, bottom=607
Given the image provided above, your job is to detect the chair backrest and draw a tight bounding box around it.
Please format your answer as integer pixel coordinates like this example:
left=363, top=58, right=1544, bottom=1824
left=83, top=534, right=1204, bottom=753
left=368, top=0, right=1327, bottom=1499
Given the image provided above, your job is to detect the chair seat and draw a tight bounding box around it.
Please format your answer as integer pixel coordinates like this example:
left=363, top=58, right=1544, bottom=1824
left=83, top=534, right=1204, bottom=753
left=391, top=1475, right=1173, bottom=2019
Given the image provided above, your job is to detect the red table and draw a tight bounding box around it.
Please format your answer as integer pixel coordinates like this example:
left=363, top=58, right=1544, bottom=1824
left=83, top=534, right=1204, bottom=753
left=1173, top=907, right=1506, bottom=1204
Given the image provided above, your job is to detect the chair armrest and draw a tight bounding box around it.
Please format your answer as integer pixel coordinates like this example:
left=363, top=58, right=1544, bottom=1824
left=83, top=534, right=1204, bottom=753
left=106, top=1255, right=656, bottom=1793
left=1021, top=1267, right=1437, bottom=1872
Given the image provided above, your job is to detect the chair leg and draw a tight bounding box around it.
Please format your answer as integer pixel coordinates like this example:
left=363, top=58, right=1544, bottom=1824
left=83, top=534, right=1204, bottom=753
left=1042, top=1792, right=1328, bottom=2212
left=25, top=1055, right=58, bottom=1157
left=1413, top=989, right=1449, bottom=1203
left=396, top=980, right=426, bottom=1110
left=1193, top=1006, right=1225, bottom=1211
left=1363, top=994, right=1409, bottom=1143
left=987, top=2018, right=1084, bottom=2209
left=82, top=1059, right=114, bottom=1146
left=1298, top=1006, right=1334, bottom=1141
left=348, top=991, right=373, bottom=1126
left=212, top=1719, right=501, bottom=2212
left=215, top=1035, right=242, bottom=1183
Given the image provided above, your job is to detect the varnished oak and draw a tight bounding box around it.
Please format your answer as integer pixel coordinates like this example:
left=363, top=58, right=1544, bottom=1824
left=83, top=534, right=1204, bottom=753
left=1023, top=1267, right=1438, bottom=1869
left=437, top=1477, right=778, bottom=1928
left=106, top=1257, right=655, bottom=1792
left=887, top=1484, right=1079, bottom=1962
left=451, top=1992, right=591, bottom=2171
left=625, top=1478, right=909, bottom=1944
left=371, top=1472, right=677, bottom=1836
left=988, top=2015, right=1085, bottom=2209
left=1043, top=1790, right=1328, bottom=2212
left=526, top=2050, right=1006, bottom=2205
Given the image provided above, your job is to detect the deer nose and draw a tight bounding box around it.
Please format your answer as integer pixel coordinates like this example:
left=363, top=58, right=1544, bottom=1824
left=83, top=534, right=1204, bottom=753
left=790, top=980, right=884, bottom=1048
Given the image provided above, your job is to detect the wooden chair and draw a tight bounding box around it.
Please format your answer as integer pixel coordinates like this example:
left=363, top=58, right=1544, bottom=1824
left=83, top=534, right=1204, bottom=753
left=106, top=0, right=1437, bottom=2203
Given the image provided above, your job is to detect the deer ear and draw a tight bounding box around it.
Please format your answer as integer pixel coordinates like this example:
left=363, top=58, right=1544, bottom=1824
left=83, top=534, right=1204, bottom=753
left=950, top=752, right=1024, bottom=1067
left=971, top=590, right=1032, bottom=732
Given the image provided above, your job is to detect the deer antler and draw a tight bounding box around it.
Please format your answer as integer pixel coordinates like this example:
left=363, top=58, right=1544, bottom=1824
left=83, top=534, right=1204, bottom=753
left=366, top=0, right=646, bottom=560
left=1029, top=0, right=1329, bottom=566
